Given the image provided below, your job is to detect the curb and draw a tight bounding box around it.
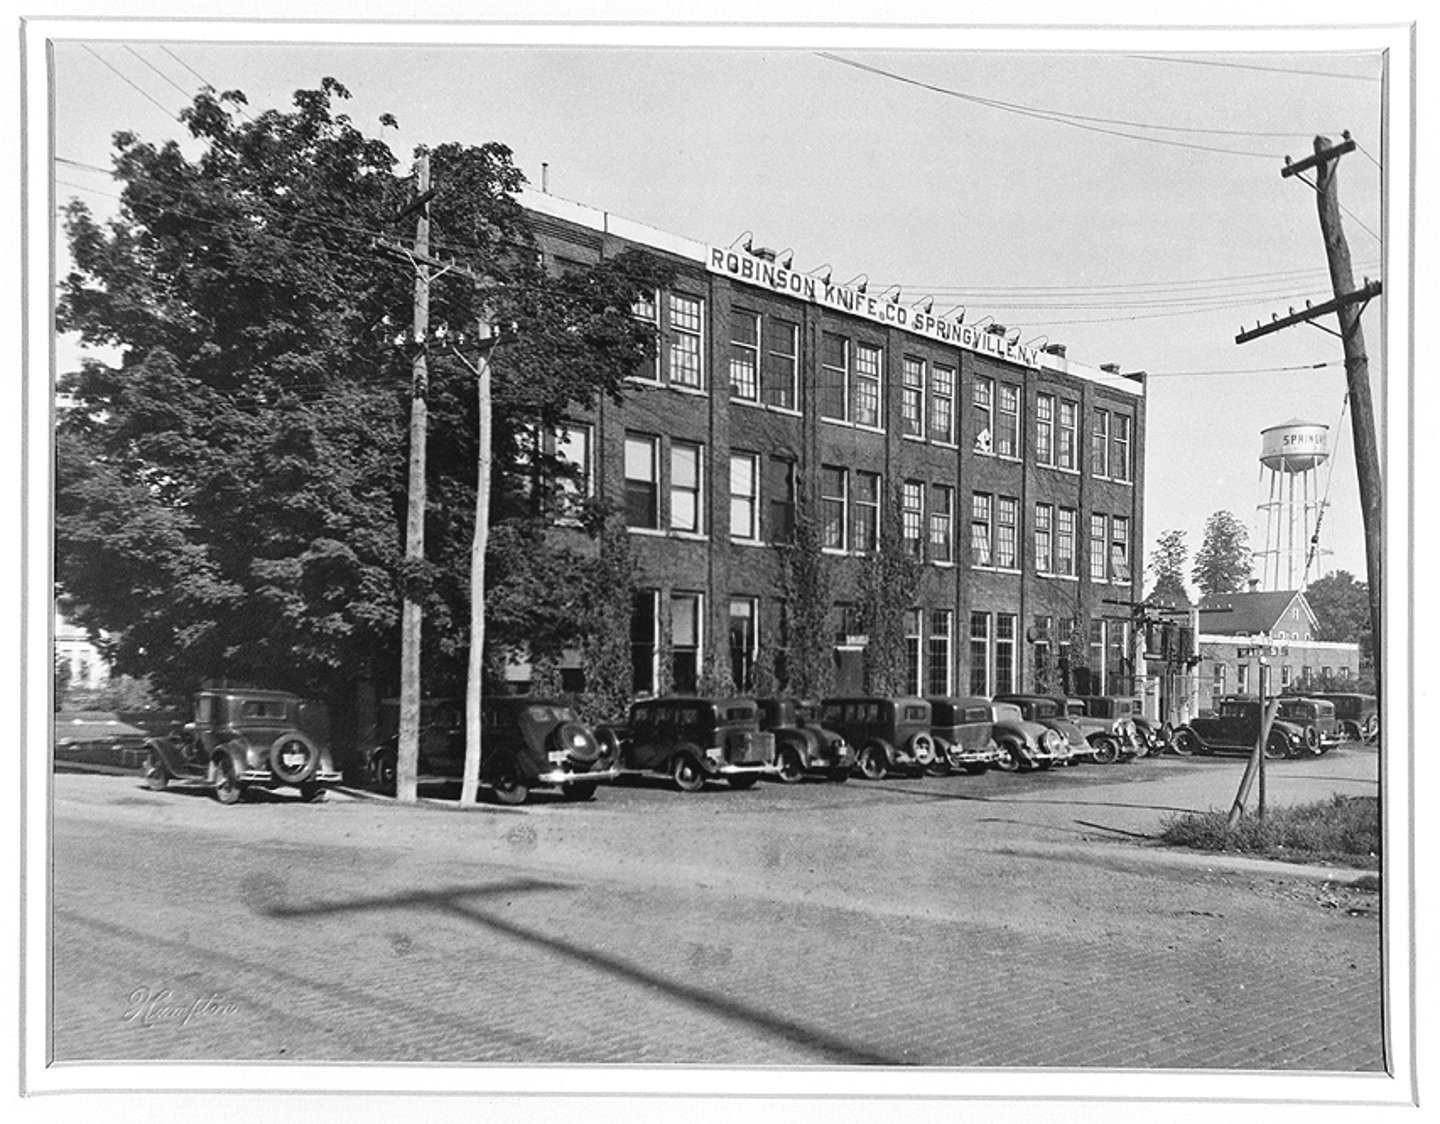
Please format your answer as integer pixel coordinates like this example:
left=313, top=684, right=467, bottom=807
left=998, top=839, right=1381, bottom=888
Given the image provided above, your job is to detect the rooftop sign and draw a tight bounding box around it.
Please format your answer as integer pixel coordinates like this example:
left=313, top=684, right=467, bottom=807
left=707, top=246, right=1042, bottom=369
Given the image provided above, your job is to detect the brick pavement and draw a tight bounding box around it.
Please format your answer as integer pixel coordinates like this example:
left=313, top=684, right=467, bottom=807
left=49, top=774, right=1384, bottom=1072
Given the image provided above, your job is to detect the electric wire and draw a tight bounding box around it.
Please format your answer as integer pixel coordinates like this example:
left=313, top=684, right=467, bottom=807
left=1127, top=54, right=1382, bottom=83
left=82, top=44, right=179, bottom=122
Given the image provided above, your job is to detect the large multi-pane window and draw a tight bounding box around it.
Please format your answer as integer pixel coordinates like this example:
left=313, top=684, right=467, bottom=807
left=631, top=590, right=658, bottom=693
left=630, top=291, right=660, bottom=381
left=995, top=613, right=1017, bottom=694
left=1105, top=619, right=1130, bottom=694
left=668, top=293, right=703, bottom=389
left=853, top=343, right=883, bottom=428
left=902, top=357, right=925, bottom=437
left=1112, top=414, right=1133, bottom=482
left=729, top=598, right=758, bottom=693
left=996, top=497, right=1018, bottom=569
left=971, top=493, right=993, bottom=566
left=624, top=434, right=659, bottom=529
left=901, top=481, right=925, bottom=555
left=1090, top=514, right=1108, bottom=580
left=1034, top=503, right=1054, bottom=573
left=670, top=592, right=702, bottom=693
left=729, top=309, right=760, bottom=400
left=1058, top=400, right=1079, bottom=470
left=853, top=471, right=881, bottom=553
left=1057, top=507, right=1077, bottom=576
left=930, top=485, right=954, bottom=563
left=904, top=609, right=923, bottom=696
left=996, top=384, right=1021, bottom=458
left=1036, top=393, right=1055, bottom=465
left=729, top=453, right=759, bottom=541
left=1092, top=409, right=1111, bottom=478
left=1212, top=662, right=1227, bottom=699
left=969, top=612, right=991, bottom=695
left=764, top=319, right=799, bottom=410
left=768, top=456, right=796, bottom=543
left=930, top=364, right=956, bottom=443
left=1110, top=515, right=1132, bottom=582
left=553, top=423, right=593, bottom=519
left=669, top=442, right=703, bottom=533
left=1089, top=619, right=1105, bottom=686
left=821, top=466, right=848, bottom=550
left=928, top=610, right=953, bottom=696
left=972, top=377, right=994, bottom=453
left=820, top=333, right=848, bottom=421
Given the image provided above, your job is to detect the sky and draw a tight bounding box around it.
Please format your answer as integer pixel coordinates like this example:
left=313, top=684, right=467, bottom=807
left=44, top=14, right=1400, bottom=595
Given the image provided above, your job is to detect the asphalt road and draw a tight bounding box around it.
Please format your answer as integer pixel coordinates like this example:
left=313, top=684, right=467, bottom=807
left=48, top=744, right=1384, bottom=1074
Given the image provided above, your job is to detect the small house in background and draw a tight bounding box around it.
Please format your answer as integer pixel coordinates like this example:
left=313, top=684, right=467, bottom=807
left=1196, top=587, right=1360, bottom=711
left=55, top=601, right=112, bottom=693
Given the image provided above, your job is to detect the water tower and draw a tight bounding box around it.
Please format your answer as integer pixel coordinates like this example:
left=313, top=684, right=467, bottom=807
left=1255, top=419, right=1330, bottom=591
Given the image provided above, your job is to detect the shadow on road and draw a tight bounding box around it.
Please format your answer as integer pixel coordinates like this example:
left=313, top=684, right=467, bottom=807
left=265, top=879, right=903, bottom=1065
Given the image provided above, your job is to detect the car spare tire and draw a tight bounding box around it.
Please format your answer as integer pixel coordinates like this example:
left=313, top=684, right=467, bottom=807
left=551, top=721, right=601, bottom=763
left=269, top=732, right=320, bottom=785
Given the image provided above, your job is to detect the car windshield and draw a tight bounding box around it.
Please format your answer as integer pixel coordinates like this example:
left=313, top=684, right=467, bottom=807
left=238, top=698, right=287, bottom=719
left=1220, top=702, right=1252, bottom=718
left=525, top=705, right=575, bottom=724
left=1031, top=700, right=1059, bottom=719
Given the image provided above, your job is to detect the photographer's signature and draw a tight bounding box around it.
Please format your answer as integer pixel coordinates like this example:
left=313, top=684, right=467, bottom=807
left=122, top=987, right=239, bottom=1028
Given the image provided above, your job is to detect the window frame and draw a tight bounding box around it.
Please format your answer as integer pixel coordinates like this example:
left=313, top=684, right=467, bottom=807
left=1058, top=399, right=1079, bottom=471
left=624, top=433, right=660, bottom=530
left=930, top=483, right=954, bottom=564
left=820, top=465, right=848, bottom=551
left=667, top=292, right=705, bottom=391
left=996, top=383, right=1021, bottom=459
left=729, top=452, right=760, bottom=542
left=852, top=341, right=884, bottom=429
left=1036, top=392, right=1055, bottom=466
left=728, top=307, right=761, bottom=402
left=669, top=440, right=704, bottom=535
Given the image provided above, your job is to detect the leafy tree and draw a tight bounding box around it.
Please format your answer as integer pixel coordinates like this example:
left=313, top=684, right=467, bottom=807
left=572, top=515, right=638, bottom=724
left=776, top=505, right=834, bottom=699
left=1192, top=511, right=1253, bottom=596
left=860, top=487, right=924, bottom=696
left=55, top=79, right=669, bottom=715
left=1306, top=570, right=1374, bottom=662
left=1147, top=529, right=1191, bottom=605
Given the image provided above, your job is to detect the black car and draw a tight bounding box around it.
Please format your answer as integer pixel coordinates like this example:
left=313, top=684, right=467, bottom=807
left=1310, top=692, right=1378, bottom=743
left=142, top=687, right=342, bottom=804
left=755, top=697, right=855, bottom=783
left=1173, top=697, right=1317, bottom=759
left=818, top=697, right=936, bottom=780
left=604, top=697, right=778, bottom=792
left=925, top=697, right=1003, bottom=775
left=368, top=697, right=618, bottom=804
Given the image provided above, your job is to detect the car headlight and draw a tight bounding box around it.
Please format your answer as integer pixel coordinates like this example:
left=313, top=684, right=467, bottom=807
left=1042, top=729, right=1063, bottom=753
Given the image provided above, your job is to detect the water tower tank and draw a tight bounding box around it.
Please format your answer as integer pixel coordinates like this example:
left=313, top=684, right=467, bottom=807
left=1260, top=419, right=1330, bottom=473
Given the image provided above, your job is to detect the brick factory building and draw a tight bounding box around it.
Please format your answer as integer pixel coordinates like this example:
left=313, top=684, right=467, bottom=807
left=520, top=191, right=1155, bottom=710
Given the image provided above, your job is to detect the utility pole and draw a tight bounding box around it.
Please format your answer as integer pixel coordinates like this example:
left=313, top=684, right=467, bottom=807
left=397, top=149, right=432, bottom=805
left=1236, top=132, right=1384, bottom=708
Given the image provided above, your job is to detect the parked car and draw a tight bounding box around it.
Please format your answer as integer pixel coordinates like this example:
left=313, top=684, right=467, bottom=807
left=141, top=687, right=342, bottom=804
left=819, top=697, right=936, bottom=780
left=1275, top=696, right=1342, bottom=753
left=1130, top=714, right=1175, bottom=757
left=53, top=711, right=151, bottom=771
left=925, top=697, right=1004, bottom=775
left=1172, top=697, right=1318, bottom=759
left=755, top=698, right=855, bottom=783
left=1310, top=692, right=1379, bottom=743
left=1067, top=696, right=1144, bottom=763
left=368, top=696, right=618, bottom=804
left=987, top=701, right=1069, bottom=772
left=602, top=697, right=777, bottom=792
left=992, top=695, right=1088, bottom=766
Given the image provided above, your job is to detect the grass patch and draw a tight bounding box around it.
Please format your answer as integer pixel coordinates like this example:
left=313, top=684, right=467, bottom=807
left=1158, top=794, right=1379, bottom=869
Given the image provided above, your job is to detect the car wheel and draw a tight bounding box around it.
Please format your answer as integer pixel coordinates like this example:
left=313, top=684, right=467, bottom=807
left=672, top=753, right=707, bottom=793
left=727, top=773, right=760, bottom=790
left=1362, top=715, right=1380, bottom=744
left=829, top=766, right=851, bottom=783
left=371, top=751, right=398, bottom=796
left=142, top=748, right=169, bottom=792
left=212, top=756, right=243, bottom=805
left=487, top=753, right=530, bottom=805
left=269, top=732, right=320, bottom=785
left=562, top=780, right=598, bottom=802
left=1170, top=729, right=1198, bottom=756
left=299, top=781, right=326, bottom=803
left=857, top=743, right=888, bottom=781
left=994, top=741, right=1022, bottom=773
left=1036, top=758, right=1054, bottom=771
left=1091, top=736, right=1120, bottom=765
left=776, top=746, right=805, bottom=784
left=1264, top=732, right=1291, bottom=761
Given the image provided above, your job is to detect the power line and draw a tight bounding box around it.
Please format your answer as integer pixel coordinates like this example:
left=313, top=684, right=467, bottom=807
left=1128, top=54, right=1381, bottom=83
left=815, top=52, right=1289, bottom=159
left=1144, top=361, right=1341, bottom=378
left=157, top=44, right=254, bottom=121
left=123, top=45, right=194, bottom=102
left=81, top=44, right=178, bottom=123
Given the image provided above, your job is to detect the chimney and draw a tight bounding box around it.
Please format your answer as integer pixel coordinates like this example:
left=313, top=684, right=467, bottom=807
left=1248, top=578, right=1261, bottom=592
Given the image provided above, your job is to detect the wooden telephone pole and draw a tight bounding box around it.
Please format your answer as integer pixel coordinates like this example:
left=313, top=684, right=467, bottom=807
left=1236, top=133, right=1384, bottom=705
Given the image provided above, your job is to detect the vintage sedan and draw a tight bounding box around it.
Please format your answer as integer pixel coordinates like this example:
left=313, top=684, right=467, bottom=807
left=142, top=687, right=342, bottom=804
left=1066, top=696, right=1144, bottom=763
left=1311, top=692, right=1379, bottom=743
left=1275, top=696, right=1342, bottom=753
left=925, top=697, right=1004, bottom=775
left=988, top=701, right=1069, bottom=772
left=992, top=695, right=1088, bottom=766
left=755, top=697, right=855, bottom=783
left=602, top=697, right=777, bottom=792
left=819, top=696, right=936, bottom=780
left=54, top=711, right=151, bottom=772
left=1172, top=697, right=1318, bottom=759
left=368, top=697, right=618, bottom=804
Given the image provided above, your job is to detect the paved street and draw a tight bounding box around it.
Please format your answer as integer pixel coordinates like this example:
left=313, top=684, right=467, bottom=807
left=50, top=745, right=1383, bottom=1071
